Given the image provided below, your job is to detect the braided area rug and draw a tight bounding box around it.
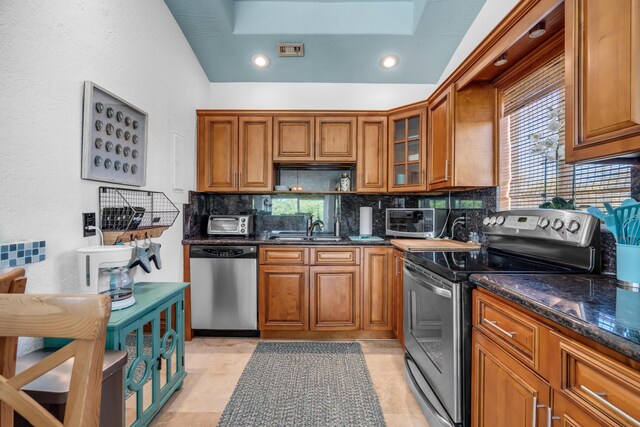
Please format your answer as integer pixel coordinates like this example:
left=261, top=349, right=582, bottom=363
left=218, top=342, right=386, bottom=426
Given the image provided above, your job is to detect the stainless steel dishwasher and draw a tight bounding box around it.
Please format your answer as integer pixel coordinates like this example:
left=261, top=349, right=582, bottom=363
left=189, top=245, right=258, bottom=336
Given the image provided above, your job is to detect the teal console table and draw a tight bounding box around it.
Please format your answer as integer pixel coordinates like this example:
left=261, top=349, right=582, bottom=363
left=43, top=282, right=188, bottom=426
left=108, top=282, right=188, bottom=427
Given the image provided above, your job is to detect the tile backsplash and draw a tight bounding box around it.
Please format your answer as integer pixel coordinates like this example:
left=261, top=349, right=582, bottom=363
left=184, top=165, right=640, bottom=275
left=0, top=240, right=46, bottom=269
left=183, top=188, right=496, bottom=240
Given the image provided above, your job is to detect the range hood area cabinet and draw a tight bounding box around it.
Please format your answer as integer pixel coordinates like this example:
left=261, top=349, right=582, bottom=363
left=427, top=82, right=497, bottom=190
left=565, top=0, right=640, bottom=163
left=197, top=115, right=273, bottom=192
left=273, top=116, right=357, bottom=162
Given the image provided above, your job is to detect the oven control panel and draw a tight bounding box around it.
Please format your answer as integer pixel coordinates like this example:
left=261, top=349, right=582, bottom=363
left=482, top=209, right=599, bottom=247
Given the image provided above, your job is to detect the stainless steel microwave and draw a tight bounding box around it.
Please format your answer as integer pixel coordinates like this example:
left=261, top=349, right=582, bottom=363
left=207, top=215, right=254, bottom=236
left=385, top=208, right=446, bottom=238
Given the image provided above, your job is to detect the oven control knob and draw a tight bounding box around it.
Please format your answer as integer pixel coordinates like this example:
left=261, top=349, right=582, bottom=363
left=566, top=220, right=581, bottom=233
left=489, top=216, right=497, bottom=225
left=551, top=219, right=564, bottom=231
left=496, top=216, right=505, bottom=225
left=538, top=218, right=550, bottom=229
left=483, top=217, right=491, bottom=226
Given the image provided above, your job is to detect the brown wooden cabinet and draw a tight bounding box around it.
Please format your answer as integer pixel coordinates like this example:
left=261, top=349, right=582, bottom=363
left=273, top=115, right=357, bottom=163
left=427, top=83, right=496, bottom=190
left=388, top=108, right=427, bottom=192
left=472, top=329, right=551, bottom=427
left=310, top=266, right=360, bottom=331
left=273, top=116, right=315, bottom=162
left=356, top=116, right=387, bottom=192
left=551, top=392, right=602, bottom=427
left=565, top=0, right=640, bottom=162
left=197, top=115, right=238, bottom=192
left=473, top=289, right=640, bottom=426
left=392, top=249, right=404, bottom=344
left=315, top=116, right=357, bottom=162
left=197, top=114, right=272, bottom=192
left=428, top=87, right=453, bottom=188
left=362, top=247, right=394, bottom=331
left=258, top=245, right=395, bottom=337
left=259, top=265, right=309, bottom=331
left=238, top=117, right=273, bottom=192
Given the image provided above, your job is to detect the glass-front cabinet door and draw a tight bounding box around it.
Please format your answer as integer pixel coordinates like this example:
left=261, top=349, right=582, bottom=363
left=388, top=107, right=427, bottom=192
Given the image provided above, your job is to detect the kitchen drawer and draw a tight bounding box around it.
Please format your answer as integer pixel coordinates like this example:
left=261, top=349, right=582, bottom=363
left=259, top=247, right=309, bottom=265
left=310, top=247, right=360, bottom=266
left=552, top=332, right=640, bottom=426
left=473, top=291, right=549, bottom=373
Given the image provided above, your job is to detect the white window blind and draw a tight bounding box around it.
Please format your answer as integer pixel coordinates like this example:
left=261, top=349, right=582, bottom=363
left=499, top=54, right=630, bottom=210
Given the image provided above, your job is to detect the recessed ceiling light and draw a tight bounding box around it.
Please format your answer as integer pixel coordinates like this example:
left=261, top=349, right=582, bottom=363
left=494, top=53, right=508, bottom=67
left=251, top=54, right=270, bottom=68
left=529, top=22, right=546, bottom=39
left=380, top=55, right=399, bottom=69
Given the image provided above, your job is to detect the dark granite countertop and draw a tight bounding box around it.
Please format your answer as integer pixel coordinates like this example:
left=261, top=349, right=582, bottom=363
left=470, top=273, right=640, bottom=362
left=182, top=236, right=393, bottom=246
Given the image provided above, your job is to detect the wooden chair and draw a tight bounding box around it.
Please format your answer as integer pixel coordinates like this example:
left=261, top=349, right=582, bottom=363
left=0, top=293, right=111, bottom=427
left=0, top=268, right=27, bottom=426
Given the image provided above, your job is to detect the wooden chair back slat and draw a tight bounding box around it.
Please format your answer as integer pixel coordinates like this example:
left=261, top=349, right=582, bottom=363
left=0, top=290, right=110, bottom=427
left=0, top=268, right=27, bottom=427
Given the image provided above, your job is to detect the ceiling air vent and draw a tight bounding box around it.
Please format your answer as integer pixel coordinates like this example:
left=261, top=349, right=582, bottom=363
left=277, top=43, right=304, bottom=57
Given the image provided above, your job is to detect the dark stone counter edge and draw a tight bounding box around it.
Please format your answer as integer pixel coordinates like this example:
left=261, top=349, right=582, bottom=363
left=470, top=274, right=640, bottom=363
left=182, top=237, right=393, bottom=246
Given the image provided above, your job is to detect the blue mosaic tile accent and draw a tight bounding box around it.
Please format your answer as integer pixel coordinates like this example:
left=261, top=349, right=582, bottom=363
left=0, top=240, right=46, bottom=269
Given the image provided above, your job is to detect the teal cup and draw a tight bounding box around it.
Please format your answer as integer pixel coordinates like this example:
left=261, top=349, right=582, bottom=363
left=616, top=243, right=640, bottom=284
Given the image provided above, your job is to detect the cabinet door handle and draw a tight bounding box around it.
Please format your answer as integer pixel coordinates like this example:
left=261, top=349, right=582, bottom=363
left=239, top=171, right=242, bottom=188
left=532, top=396, right=545, bottom=427
left=580, top=384, right=640, bottom=426
left=444, top=160, right=449, bottom=181
left=483, top=318, right=516, bottom=338
left=547, top=407, right=560, bottom=427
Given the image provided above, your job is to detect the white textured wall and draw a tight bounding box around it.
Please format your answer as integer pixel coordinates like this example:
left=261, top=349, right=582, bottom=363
left=438, top=0, right=520, bottom=83
left=207, top=83, right=436, bottom=110
left=0, top=0, right=209, bottom=352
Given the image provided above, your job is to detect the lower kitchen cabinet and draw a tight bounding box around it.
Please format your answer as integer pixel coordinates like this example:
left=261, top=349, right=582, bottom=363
left=363, top=247, right=394, bottom=331
left=551, top=392, right=602, bottom=427
left=392, top=249, right=404, bottom=344
left=259, top=265, right=309, bottom=331
left=473, top=289, right=640, bottom=427
left=310, top=266, right=360, bottom=331
left=258, top=245, right=395, bottom=337
left=472, top=329, right=551, bottom=427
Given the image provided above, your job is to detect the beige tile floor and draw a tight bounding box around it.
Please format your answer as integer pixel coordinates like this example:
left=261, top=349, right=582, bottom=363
left=148, top=338, right=429, bottom=427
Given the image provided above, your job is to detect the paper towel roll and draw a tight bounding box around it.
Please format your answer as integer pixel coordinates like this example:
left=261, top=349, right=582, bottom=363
left=359, top=207, right=373, bottom=237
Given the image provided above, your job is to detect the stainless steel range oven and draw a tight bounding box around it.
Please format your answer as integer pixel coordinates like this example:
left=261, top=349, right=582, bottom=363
left=403, top=209, right=601, bottom=427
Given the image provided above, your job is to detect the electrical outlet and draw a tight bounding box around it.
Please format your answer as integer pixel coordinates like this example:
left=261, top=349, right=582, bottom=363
left=83, top=212, right=96, bottom=237
left=459, top=213, right=467, bottom=227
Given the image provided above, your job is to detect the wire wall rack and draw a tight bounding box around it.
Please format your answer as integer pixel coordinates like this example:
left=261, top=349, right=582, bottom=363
left=99, top=186, right=179, bottom=244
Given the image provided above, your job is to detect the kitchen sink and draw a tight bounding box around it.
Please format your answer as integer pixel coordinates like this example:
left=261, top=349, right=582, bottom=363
left=268, top=235, right=345, bottom=242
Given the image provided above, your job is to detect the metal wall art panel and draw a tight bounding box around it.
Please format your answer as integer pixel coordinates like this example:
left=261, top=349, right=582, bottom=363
left=81, top=81, right=148, bottom=186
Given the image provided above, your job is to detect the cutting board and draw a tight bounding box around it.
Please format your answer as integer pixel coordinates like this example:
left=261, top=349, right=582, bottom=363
left=390, top=239, right=481, bottom=252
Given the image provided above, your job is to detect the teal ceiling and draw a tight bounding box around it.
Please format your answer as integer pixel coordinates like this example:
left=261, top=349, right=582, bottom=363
left=163, top=0, right=487, bottom=83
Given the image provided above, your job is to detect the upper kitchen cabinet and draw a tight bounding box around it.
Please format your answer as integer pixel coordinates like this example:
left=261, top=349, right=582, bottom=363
left=197, top=113, right=273, bottom=192
left=388, top=107, right=427, bottom=192
left=565, top=0, right=640, bottom=162
left=356, top=116, right=387, bottom=192
left=273, top=116, right=315, bottom=162
left=238, top=116, right=273, bottom=191
left=427, top=83, right=496, bottom=191
left=197, top=115, right=238, bottom=192
left=274, top=115, right=357, bottom=163
left=315, top=116, right=357, bottom=162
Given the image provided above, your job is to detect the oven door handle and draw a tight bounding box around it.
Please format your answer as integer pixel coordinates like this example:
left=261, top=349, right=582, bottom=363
left=405, top=265, right=452, bottom=299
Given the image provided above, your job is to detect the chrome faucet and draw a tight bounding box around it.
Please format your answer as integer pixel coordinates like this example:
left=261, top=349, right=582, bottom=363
left=306, top=215, right=325, bottom=236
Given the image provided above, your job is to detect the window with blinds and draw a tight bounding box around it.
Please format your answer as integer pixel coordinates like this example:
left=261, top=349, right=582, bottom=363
left=499, top=54, right=630, bottom=210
